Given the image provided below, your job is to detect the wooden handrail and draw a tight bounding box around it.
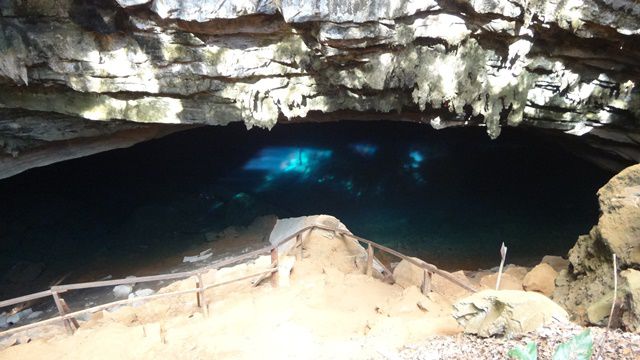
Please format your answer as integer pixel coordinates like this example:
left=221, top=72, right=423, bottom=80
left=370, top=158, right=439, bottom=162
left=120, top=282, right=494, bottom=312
left=312, top=224, right=478, bottom=293
left=0, top=222, right=477, bottom=339
left=0, top=228, right=312, bottom=310
left=0, top=290, right=53, bottom=309
left=0, top=268, right=278, bottom=338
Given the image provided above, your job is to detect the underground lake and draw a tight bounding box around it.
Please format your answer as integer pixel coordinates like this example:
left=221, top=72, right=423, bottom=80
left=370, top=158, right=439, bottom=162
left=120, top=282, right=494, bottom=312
left=0, top=121, right=614, bottom=301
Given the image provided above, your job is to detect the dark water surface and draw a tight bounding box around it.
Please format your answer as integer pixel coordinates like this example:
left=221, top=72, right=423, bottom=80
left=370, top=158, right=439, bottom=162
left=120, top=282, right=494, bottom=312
left=0, top=121, right=613, bottom=299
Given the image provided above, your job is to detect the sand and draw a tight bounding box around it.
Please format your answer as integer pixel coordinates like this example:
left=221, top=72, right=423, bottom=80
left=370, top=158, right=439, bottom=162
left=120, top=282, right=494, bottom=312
left=0, top=228, right=462, bottom=360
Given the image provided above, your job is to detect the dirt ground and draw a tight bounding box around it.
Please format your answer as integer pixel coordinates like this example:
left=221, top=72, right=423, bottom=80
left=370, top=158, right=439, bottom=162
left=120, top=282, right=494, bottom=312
left=0, top=228, right=465, bottom=360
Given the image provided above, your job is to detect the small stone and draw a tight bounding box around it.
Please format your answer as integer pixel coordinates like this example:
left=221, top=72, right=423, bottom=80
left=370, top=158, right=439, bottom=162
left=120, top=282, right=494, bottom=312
left=113, top=284, right=133, bottom=298
left=26, top=310, right=43, bottom=320
left=7, top=313, right=20, bottom=325
left=134, top=288, right=155, bottom=297
left=523, top=263, right=558, bottom=297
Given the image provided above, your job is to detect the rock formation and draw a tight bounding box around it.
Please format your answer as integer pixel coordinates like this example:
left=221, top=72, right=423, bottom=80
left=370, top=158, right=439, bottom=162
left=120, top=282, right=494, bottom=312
left=554, top=163, right=640, bottom=332
left=0, top=0, right=639, bottom=177
left=453, top=289, right=569, bottom=337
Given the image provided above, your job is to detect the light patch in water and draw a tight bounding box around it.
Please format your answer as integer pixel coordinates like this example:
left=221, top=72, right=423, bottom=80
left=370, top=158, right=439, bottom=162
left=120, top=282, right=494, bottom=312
left=349, top=143, right=378, bottom=157
left=405, top=149, right=426, bottom=184
left=408, top=150, right=425, bottom=169
left=244, top=147, right=333, bottom=174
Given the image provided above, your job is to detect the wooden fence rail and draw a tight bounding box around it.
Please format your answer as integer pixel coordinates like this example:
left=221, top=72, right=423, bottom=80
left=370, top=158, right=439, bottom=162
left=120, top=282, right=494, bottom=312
left=0, top=223, right=477, bottom=339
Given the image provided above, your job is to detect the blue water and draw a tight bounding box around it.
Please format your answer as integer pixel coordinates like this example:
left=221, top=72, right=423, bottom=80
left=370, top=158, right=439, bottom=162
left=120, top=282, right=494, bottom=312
left=0, top=121, right=612, bottom=298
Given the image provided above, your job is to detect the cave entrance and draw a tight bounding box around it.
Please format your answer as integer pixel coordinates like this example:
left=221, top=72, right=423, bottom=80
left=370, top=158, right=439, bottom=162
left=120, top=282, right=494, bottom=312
left=0, top=121, right=612, bottom=300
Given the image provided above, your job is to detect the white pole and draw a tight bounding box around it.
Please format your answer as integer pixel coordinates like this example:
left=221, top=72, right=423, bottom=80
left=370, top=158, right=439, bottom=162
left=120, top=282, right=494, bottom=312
left=496, top=242, right=507, bottom=290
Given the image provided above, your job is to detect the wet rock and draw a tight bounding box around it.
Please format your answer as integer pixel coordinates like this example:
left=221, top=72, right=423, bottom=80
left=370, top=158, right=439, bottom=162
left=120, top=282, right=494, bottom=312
left=27, top=311, right=44, bottom=320
left=113, top=284, right=133, bottom=298
left=0, top=308, right=35, bottom=327
left=523, top=263, right=558, bottom=297
left=134, top=288, right=155, bottom=298
left=183, top=249, right=213, bottom=263
left=453, top=290, right=569, bottom=338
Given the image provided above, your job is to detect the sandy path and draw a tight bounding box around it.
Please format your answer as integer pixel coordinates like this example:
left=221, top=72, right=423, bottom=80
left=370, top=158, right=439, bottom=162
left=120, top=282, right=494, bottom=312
left=0, top=228, right=461, bottom=359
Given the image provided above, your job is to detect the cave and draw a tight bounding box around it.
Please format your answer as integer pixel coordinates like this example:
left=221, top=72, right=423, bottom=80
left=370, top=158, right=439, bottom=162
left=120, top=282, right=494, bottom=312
left=1, top=0, right=640, bottom=354
left=0, top=121, right=613, bottom=300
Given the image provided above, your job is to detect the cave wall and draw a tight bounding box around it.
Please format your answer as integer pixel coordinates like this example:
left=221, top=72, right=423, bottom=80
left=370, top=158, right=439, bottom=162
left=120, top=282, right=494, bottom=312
left=0, top=0, right=639, bottom=177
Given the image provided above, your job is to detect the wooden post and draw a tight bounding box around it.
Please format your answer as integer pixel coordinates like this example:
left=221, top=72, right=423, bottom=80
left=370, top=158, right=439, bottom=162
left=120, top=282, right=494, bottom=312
left=59, top=298, right=80, bottom=330
left=295, top=233, right=302, bottom=260
left=421, top=270, right=433, bottom=295
left=270, top=247, right=279, bottom=287
left=195, top=273, right=208, bottom=317
left=52, top=291, right=74, bottom=335
left=365, top=243, right=374, bottom=276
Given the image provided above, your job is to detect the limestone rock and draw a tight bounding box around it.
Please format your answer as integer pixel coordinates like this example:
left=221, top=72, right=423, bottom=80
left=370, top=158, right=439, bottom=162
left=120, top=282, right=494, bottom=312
left=523, top=263, right=558, bottom=297
left=0, top=0, right=638, bottom=178
left=620, top=269, right=640, bottom=332
left=541, top=255, right=570, bottom=273
left=554, top=164, right=640, bottom=331
left=587, top=291, right=615, bottom=326
left=596, top=167, right=640, bottom=267
left=392, top=258, right=424, bottom=289
left=504, top=265, right=529, bottom=281
left=479, top=273, right=522, bottom=291
left=453, top=290, right=569, bottom=338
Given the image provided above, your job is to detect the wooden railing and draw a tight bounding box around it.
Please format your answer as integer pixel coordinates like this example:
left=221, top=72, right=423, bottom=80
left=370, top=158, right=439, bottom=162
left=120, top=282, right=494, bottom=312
left=0, top=224, right=477, bottom=338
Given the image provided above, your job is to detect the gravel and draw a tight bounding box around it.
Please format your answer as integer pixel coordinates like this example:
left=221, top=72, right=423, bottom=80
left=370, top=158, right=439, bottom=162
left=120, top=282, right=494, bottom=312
left=394, top=321, right=640, bottom=360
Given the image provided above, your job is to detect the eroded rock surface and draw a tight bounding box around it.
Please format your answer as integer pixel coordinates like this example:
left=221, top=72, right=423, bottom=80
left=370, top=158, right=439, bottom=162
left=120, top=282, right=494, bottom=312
left=523, top=263, right=557, bottom=297
left=0, top=0, right=638, bottom=177
left=453, top=289, right=569, bottom=337
left=554, top=163, right=640, bottom=332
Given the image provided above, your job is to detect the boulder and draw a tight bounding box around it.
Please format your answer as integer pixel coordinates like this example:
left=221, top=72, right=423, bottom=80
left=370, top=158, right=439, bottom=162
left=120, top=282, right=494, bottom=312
left=541, top=255, right=569, bottom=273
left=523, top=263, right=558, bottom=297
left=504, top=265, right=529, bottom=281
left=620, top=269, right=640, bottom=332
left=587, top=291, right=615, bottom=326
left=392, top=258, right=424, bottom=289
left=479, top=273, right=522, bottom=291
left=453, top=290, right=569, bottom=338
left=554, top=164, right=640, bottom=330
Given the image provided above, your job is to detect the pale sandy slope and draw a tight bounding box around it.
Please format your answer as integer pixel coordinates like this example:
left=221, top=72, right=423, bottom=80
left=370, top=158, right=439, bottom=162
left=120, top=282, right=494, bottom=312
left=0, top=227, right=464, bottom=360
